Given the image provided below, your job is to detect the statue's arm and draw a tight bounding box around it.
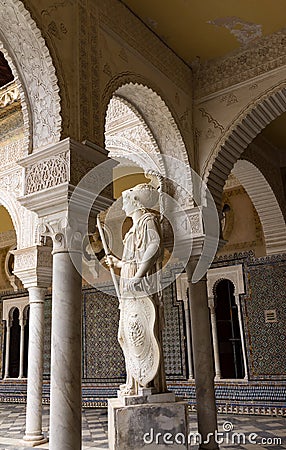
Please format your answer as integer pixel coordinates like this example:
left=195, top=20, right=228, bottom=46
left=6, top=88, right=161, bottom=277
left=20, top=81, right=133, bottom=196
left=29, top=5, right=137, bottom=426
left=134, top=223, right=161, bottom=279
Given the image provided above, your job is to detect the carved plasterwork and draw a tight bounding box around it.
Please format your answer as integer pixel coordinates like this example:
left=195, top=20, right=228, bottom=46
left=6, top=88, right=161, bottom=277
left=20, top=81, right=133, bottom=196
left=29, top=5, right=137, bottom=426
left=25, top=151, right=69, bottom=195
left=116, top=84, right=190, bottom=166
left=207, top=264, right=245, bottom=298
left=13, top=245, right=52, bottom=288
left=0, top=168, right=23, bottom=197
left=0, top=139, right=26, bottom=171
left=0, top=0, right=61, bottom=150
left=3, top=296, right=29, bottom=325
left=194, top=28, right=286, bottom=98
left=105, top=85, right=193, bottom=208
left=105, top=96, right=163, bottom=173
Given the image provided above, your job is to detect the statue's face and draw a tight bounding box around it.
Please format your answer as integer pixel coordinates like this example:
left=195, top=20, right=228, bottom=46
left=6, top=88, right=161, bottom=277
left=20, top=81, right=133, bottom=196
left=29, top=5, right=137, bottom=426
left=122, top=193, right=135, bottom=217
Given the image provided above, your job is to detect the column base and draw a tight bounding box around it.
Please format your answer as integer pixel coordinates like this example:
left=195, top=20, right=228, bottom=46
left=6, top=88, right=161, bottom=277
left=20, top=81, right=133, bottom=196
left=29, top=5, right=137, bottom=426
left=23, top=434, right=48, bottom=447
left=108, top=395, right=189, bottom=449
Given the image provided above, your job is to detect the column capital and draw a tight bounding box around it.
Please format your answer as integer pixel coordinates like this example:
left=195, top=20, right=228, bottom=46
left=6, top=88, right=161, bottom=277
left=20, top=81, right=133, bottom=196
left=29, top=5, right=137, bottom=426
left=13, top=245, right=52, bottom=288
left=16, top=138, right=113, bottom=258
left=40, top=212, right=86, bottom=254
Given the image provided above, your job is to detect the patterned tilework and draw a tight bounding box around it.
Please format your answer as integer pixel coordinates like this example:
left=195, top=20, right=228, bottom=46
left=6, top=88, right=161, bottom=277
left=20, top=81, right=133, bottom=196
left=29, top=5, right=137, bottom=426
left=83, top=288, right=125, bottom=381
left=244, top=260, right=286, bottom=377
left=212, top=252, right=286, bottom=380
left=43, top=295, right=52, bottom=379
left=82, top=282, right=187, bottom=382
left=162, top=282, right=187, bottom=379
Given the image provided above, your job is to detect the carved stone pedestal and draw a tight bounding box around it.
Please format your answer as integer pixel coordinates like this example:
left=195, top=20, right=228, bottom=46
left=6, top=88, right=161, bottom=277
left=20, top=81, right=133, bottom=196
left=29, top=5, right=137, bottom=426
left=108, top=393, right=189, bottom=449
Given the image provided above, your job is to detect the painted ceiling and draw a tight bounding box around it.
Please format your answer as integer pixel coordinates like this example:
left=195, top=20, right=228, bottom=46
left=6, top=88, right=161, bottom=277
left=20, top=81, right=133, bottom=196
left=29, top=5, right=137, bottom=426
left=120, top=0, right=286, bottom=153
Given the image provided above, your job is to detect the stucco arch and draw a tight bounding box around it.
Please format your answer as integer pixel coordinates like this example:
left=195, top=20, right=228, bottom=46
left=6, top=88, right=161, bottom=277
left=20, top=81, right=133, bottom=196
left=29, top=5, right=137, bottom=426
left=105, top=95, right=164, bottom=174
left=0, top=0, right=61, bottom=151
left=232, top=160, right=286, bottom=255
left=104, top=80, right=193, bottom=205
left=204, top=83, right=286, bottom=210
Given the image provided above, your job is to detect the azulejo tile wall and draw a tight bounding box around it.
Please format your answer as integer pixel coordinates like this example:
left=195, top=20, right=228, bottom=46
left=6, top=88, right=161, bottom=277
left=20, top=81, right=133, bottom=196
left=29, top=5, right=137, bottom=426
left=212, top=252, right=286, bottom=380
left=82, top=281, right=187, bottom=382
left=244, top=257, right=286, bottom=378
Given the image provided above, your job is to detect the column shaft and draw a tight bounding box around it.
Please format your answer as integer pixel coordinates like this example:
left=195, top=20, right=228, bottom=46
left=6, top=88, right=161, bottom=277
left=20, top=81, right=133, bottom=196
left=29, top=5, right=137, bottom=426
left=187, top=260, right=218, bottom=450
left=49, top=251, right=82, bottom=450
left=183, top=299, right=194, bottom=379
left=235, top=295, right=248, bottom=379
left=208, top=300, right=221, bottom=379
left=18, top=321, right=25, bottom=379
left=23, top=287, right=47, bottom=444
left=4, top=324, right=10, bottom=378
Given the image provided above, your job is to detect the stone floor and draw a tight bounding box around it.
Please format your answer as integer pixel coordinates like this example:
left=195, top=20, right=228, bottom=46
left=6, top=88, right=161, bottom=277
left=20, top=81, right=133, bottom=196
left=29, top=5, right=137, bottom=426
left=0, top=403, right=284, bottom=449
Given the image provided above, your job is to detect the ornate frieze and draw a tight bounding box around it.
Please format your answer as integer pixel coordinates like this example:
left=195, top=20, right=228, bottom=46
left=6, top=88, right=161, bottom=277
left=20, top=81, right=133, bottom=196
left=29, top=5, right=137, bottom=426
left=25, top=151, right=70, bottom=195
left=19, top=138, right=110, bottom=198
left=194, top=28, right=286, bottom=98
left=13, top=245, right=52, bottom=288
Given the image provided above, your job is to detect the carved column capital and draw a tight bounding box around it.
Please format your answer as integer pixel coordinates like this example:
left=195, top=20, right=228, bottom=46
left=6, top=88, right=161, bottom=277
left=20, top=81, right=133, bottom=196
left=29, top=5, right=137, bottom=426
left=13, top=245, right=52, bottom=288
left=40, top=213, right=85, bottom=255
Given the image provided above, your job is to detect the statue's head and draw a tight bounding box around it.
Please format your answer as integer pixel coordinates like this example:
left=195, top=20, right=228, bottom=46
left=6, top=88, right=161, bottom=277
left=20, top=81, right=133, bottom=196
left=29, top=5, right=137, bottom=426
left=122, top=183, right=159, bottom=215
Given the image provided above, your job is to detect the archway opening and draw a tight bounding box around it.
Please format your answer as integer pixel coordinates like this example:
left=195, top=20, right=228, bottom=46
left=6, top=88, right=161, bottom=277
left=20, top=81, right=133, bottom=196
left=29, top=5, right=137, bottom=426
left=8, top=307, right=20, bottom=378
left=215, top=279, right=244, bottom=379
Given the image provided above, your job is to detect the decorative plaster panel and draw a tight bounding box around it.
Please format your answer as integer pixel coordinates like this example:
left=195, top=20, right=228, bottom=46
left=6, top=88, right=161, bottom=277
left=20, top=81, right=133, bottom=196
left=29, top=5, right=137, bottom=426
left=207, top=264, right=245, bottom=297
left=0, top=0, right=61, bottom=150
left=194, top=28, right=286, bottom=98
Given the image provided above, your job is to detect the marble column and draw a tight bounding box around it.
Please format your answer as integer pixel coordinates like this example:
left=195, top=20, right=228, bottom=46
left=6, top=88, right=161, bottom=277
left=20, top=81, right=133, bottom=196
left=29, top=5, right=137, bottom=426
left=187, top=258, right=219, bottom=450
left=18, top=316, right=25, bottom=379
left=208, top=297, right=221, bottom=379
left=234, top=294, right=248, bottom=380
left=4, top=322, right=11, bottom=379
left=183, top=296, right=194, bottom=379
left=23, top=287, right=47, bottom=445
left=49, top=250, right=82, bottom=450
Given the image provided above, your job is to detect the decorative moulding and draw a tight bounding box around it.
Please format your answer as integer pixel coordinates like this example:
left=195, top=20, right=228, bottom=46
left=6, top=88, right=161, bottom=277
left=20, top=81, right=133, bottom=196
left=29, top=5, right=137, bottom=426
left=207, top=264, right=245, bottom=298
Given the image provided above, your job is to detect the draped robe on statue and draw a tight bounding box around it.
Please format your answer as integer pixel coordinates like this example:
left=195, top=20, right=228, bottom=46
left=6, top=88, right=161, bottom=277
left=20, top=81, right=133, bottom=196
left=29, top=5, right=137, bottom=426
left=118, top=211, right=167, bottom=395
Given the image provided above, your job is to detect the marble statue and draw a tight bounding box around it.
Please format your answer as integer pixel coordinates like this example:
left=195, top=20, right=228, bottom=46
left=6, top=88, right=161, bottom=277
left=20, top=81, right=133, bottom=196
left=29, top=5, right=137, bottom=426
left=106, top=183, right=167, bottom=395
